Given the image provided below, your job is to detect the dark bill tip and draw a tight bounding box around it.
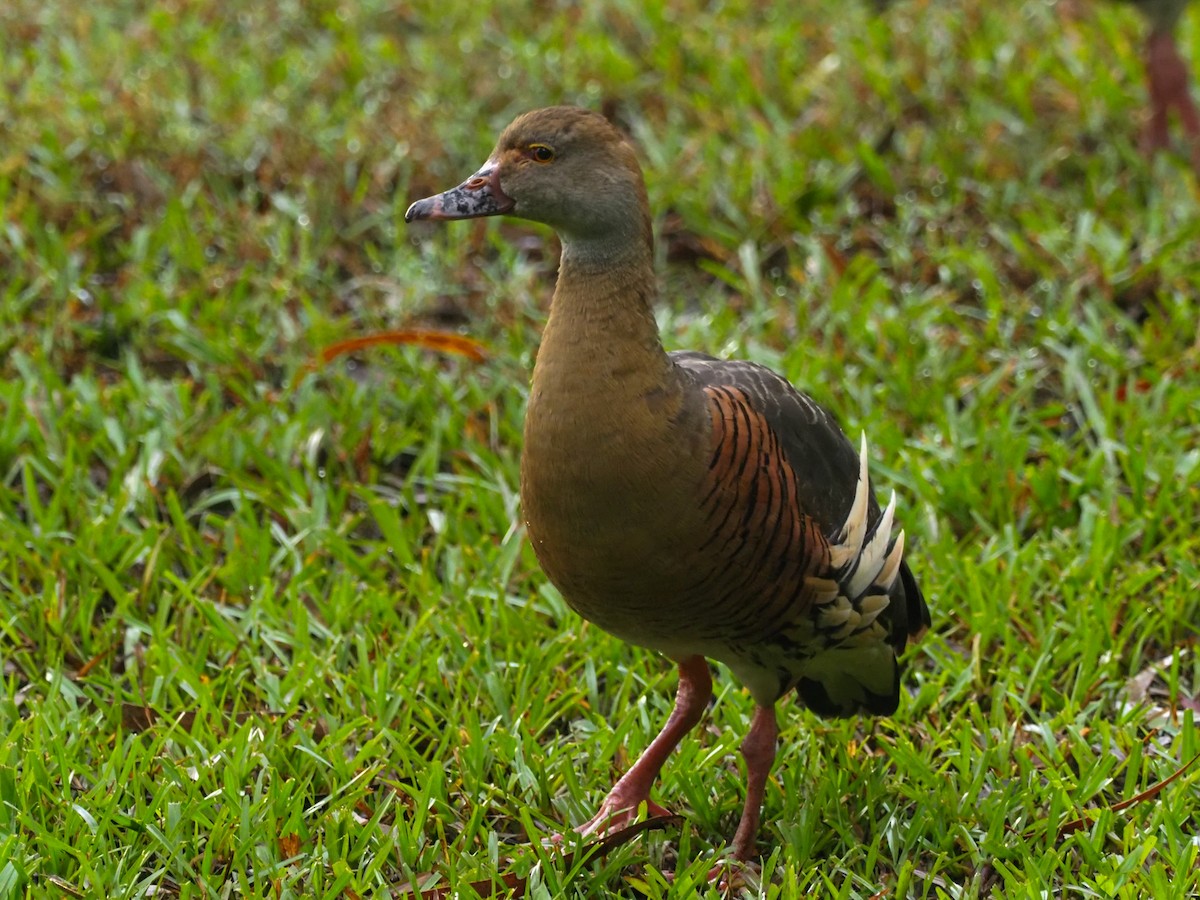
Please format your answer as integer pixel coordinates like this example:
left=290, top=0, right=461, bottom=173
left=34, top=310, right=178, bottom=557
left=404, top=164, right=514, bottom=224
left=404, top=196, right=443, bottom=222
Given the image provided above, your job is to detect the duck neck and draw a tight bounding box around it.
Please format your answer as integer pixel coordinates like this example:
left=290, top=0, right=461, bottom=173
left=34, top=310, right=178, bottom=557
left=535, top=233, right=673, bottom=404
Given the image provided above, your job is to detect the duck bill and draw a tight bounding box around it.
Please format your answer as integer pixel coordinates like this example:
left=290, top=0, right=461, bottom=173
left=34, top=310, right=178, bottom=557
left=404, top=161, right=515, bottom=222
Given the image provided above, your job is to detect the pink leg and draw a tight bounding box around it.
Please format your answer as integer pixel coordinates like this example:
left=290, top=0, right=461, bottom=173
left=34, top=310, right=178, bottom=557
left=578, top=655, right=712, bottom=836
left=1143, top=29, right=1200, bottom=169
left=706, top=704, right=779, bottom=886
left=730, top=705, right=779, bottom=861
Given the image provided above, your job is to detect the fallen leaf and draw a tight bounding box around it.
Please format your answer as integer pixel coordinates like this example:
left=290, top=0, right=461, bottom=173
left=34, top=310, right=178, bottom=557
left=1056, top=751, right=1200, bottom=839
left=122, top=703, right=196, bottom=733
left=75, top=645, right=113, bottom=678
left=120, top=702, right=328, bottom=742
left=320, top=329, right=488, bottom=365
left=45, top=876, right=85, bottom=897
left=392, top=815, right=683, bottom=898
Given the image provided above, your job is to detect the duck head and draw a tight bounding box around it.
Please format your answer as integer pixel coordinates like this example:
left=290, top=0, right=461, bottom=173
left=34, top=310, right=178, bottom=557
left=405, top=106, right=652, bottom=257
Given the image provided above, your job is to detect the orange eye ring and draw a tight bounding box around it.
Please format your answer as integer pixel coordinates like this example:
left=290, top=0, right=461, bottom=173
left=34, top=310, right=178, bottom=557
left=529, top=144, right=555, bottom=163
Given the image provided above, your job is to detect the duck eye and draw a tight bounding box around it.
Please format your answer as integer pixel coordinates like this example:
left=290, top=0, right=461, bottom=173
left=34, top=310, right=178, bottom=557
left=529, top=144, right=555, bottom=163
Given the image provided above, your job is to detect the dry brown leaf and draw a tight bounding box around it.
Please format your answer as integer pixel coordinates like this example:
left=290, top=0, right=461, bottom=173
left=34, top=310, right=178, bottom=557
left=320, top=329, right=488, bottom=365
left=1125, top=648, right=1193, bottom=706
left=75, top=646, right=113, bottom=678
left=1056, top=751, right=1200, bottom=839
left=392, top=815, right=682, bottom=898
left=122, top=703, right=197, bottom=733
left=45, top=876, right=85, bottom=897
left=121, top=702, right=328, bottom=741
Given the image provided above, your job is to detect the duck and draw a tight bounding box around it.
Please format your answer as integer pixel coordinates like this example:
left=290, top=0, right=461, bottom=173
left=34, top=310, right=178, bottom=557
left=1118, top=0, right=1200, bottom=167
left=405, top=106, right=929, bottom=870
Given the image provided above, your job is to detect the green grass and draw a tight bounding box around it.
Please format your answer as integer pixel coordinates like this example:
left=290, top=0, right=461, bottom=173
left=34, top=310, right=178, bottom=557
left=3, top=0, right=1200, bottom=896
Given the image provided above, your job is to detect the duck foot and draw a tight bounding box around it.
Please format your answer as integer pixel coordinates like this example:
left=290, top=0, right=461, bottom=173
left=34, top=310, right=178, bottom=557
left=706, top=857, right=762, bottom=892
left=546, top=797, right=678, bottom=848
left=662, top=857, right=761, bottom=891
left=549, top=656, right=711, bottom=845
left=577, top=796, right=677, bottom=837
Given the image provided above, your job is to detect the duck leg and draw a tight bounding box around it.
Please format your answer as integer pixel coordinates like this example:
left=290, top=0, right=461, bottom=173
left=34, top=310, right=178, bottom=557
left=578, top=655, right=712, bottom=835
left=729, top=704, right=779, bottom=861
left=703, top=704, right=778, bottom=887
left=1143, top=27, right=1200, bottom=169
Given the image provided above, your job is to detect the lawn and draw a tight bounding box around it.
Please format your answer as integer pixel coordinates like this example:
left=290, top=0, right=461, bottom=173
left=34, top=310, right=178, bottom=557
left=2, top=0, right=1199, bottom=897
